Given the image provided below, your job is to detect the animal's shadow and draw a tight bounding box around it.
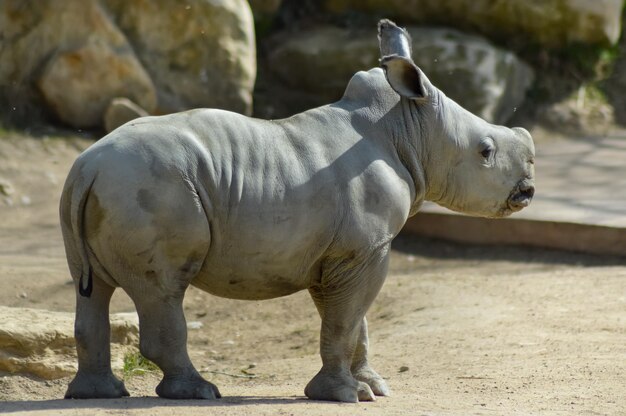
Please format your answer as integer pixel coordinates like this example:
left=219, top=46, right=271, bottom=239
left=0, top=395, right=321, bottom=413
left=392, top=232, right=626, bottom=266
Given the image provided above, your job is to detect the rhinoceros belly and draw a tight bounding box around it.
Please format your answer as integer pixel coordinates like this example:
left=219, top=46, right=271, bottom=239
left=189, top=201, right=331, bottom=300
left=191, top=247, right=322, bottom=300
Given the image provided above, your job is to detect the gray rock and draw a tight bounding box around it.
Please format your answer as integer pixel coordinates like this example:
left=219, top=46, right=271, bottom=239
left=410, top=28, right=534, bottom=124
left=104, top=0, right=257, bottom=115
left=266, top=26, right=534, bottom=123
left=0, top=306, right=138, bottom=379
left=319, top=0, right=625, bottom=47
left=540, top=89, right=615, bottom=135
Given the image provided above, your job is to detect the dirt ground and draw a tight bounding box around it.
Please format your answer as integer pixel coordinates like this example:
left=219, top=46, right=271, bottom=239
left=1, top=133, right=626, bottom=415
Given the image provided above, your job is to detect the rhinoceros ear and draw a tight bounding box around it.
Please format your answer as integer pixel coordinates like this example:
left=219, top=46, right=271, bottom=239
left=380, top=55, right=428, bottom=100
left=378, top=19, right=428, bottom=100
left=378, top=19, right=412, bottom=59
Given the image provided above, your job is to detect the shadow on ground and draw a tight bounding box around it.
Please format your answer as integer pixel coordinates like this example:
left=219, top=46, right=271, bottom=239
left=392, top=233, right=626, bottom=267
left=0, top=396, right=316, bottom=413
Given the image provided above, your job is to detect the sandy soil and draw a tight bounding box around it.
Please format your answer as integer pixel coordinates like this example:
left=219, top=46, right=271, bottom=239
left=1, top=133, right=626, bottom=415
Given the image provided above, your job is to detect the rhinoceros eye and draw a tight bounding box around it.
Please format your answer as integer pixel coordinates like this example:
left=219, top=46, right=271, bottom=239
left=479, top=138, right=495, bottom=161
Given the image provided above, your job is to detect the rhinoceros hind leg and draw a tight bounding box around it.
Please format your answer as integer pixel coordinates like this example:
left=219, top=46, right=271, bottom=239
left=351, top=317, right=390, bottom=396
left=65, top=273, right=129, bottom=399
left=305, top=247, right=389, bottom=402
left=65, top=372, right=129, bottom=399
left=133, top=294, right=220, bottom=400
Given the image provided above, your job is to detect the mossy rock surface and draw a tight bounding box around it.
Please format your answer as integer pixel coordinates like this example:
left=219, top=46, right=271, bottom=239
left=319, top=0, right=624, bottom=48
left=266, top=26, right=534, bottom=123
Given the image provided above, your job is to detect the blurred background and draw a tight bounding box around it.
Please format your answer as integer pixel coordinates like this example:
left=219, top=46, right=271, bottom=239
left=1, top=0, right=625, bottom=135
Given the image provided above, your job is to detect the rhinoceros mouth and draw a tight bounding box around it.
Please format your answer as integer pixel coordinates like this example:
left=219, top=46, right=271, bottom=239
left=493, top=205, right=514, bottom=218
left=495, top=195, right=529, bottom=218
left=508, top=198, right=530, bottom=211
left=506, top=181, right=535, bottom=213
left=506, top=197, right=528, bottom=212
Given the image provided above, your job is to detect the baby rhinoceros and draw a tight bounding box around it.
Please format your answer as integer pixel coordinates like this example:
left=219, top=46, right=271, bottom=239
left=61, top=20, right=535, bottom=403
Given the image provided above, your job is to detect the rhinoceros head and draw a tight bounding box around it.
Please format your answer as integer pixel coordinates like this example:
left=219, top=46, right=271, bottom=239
left=378, top=20, right=535, bottom=218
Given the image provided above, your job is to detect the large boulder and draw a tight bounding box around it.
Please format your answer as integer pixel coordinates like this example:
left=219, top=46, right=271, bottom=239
left=104, top=0, right=256, bottom=115
left=0, top=0, right=156, bottom=129
left=265, top=26, right=534, bottom=124
left=0, top=306, right=138, bottom=379
left=318, top=0, right=625, bottom=48
left=0, top=0, right=256, bottom=129
left=38, top=39, right=156, bottom=129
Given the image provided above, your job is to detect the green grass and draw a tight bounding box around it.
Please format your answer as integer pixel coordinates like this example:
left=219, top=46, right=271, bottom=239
left=579, top=83, right=610, bottom=105
left=123, top=351, right=160, bottom=377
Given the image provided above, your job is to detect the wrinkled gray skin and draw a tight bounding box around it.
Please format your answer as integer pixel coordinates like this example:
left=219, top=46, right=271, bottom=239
left=61, top=20, right=534, bottom=403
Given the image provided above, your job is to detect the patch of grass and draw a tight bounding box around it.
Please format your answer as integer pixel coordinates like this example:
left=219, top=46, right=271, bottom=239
left=123, top=351, right=160, bottom=377
left=0, top=122, right=21, bottom=140
left=578, top=83, right=610, bottom=106
left=506, top=36, right=621, bottom=124
left=560, top=42, right=620, bottom=80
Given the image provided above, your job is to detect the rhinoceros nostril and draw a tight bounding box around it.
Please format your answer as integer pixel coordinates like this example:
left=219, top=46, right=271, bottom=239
left=519, top=185, right=535, bottom=199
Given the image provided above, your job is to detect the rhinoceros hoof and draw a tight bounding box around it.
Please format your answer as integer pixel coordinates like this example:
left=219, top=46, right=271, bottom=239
left=305, top=370, right=376, bottom=402
left=156, top=375, right=221, bottom=400
left=65, top=371, right=130, bottom=399
left=353, top=368, right=391, bottom=397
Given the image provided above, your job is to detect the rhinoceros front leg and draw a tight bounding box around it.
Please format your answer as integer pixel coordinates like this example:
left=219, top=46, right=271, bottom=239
left=65, top=273, right=129, bottom=399
left=351, top=317, right=390, bottom=396
left=132, top=293, right=221, bottom=400
left=305, top=248, right=389, bottom=402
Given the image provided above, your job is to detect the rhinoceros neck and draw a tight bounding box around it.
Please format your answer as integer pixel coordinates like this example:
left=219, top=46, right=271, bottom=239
left=385, top=98, right=428, bottom=216
left=338, top=68, right=428, bottom=216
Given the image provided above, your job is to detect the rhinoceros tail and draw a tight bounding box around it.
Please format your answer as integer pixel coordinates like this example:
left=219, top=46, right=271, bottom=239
left=62, top=170, right=97, bottom=298
left=78, top=267, right=93, bottom=297
left=75, top=177, right=96, bottom=298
